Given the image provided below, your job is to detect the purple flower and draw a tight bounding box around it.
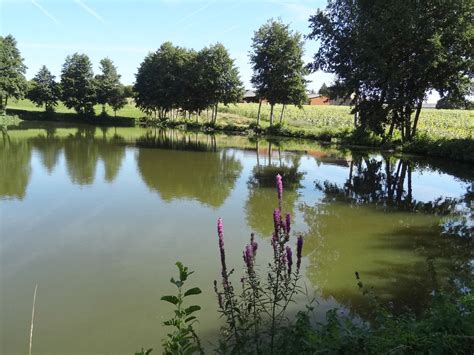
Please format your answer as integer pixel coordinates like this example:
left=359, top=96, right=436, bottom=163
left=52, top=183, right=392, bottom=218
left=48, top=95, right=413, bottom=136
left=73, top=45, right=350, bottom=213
left=217, top=218, right=228, bottom=284
left=243, top=244, right=254, bottom=273
left=296, top=236, right=303, bottom=270
left=276, top=174, right=283, bottom=209
left=273, top=208, right=281, bottom=235
left=271, top=233, right=279, bottom=259
left=285, top=213, right=291, bottom=234
left=286, top=246, right=293, bottom=274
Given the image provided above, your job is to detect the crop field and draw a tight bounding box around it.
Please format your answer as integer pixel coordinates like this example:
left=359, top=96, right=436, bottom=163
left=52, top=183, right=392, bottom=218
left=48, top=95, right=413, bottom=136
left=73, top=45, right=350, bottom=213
left=218, top=103, right=474, bottom=139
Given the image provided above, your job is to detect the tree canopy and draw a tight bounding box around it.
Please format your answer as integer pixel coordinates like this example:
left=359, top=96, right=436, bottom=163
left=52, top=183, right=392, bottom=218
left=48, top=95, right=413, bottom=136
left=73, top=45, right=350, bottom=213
left=134, top=42, right=243, bottom=121
left=95, top=58, right=122, bottom=114
left=28, top=65, right=60, bottom=113
left=60, top=53, right=97, bottom=116
left=0, top=34, right=28, bottom=112
left=308, top=0, right=474, bottom=141
left=250, top=19, right=308, bottom=125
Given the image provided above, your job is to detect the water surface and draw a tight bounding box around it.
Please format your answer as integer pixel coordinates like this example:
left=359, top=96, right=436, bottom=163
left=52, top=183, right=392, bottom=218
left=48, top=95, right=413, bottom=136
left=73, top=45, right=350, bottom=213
left=1, top=123, right=472, bottom=354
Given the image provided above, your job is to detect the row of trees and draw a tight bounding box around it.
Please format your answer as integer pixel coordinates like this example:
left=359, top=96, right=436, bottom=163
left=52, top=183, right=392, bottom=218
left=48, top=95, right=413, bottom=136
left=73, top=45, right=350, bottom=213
left=1, top=35, right=129, bottom=116
left=133, top=20, right=308, bottom=125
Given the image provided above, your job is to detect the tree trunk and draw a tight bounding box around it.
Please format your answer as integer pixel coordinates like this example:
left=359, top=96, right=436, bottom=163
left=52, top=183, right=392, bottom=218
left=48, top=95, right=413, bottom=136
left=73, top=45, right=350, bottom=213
left=387, top=119, right=395, bottom=140
left=102, top=104, right=106, bottom=115
left=411, top=100, right=422, bottom=137
left=269, top=104, right=274, bottom=126
left=213, top=103, right=218, bottom=124
left=404, top=107, right=412, bottom=142
left=256, top=99, right=262, bottom=126
left=279, top=105, right=285, bottom=124
left=353, top=94, right=359, bottom=128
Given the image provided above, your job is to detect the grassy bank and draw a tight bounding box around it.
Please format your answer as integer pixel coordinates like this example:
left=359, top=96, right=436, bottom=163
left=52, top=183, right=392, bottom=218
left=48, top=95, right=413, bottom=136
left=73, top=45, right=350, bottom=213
left=6, top=99, right=474, bottom=162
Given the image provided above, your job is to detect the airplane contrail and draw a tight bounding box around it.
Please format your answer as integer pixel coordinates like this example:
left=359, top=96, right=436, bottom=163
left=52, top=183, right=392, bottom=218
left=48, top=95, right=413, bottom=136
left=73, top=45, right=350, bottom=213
left=74, top=0, right=105, bottom=23
left=31, top=0, right=59, bottom=24
left=175, top=0, right=215, bottom=25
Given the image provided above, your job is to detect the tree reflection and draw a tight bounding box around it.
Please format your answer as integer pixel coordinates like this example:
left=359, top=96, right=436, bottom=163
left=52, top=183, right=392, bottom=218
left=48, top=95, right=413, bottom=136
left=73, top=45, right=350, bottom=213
left=136, top=130, right=242, bottom=208
left=63, top=127, right=99, bottom=185
left=0, top=137, right=32, bottom=200
left=301, top=154, right=473, bottom=317
left=317, top=155, right=461, bottom=215
left=62, top=127, right=126, bottom=185
left=96, top=128, right=126, bottom=183
left=245, top=141, right=304, bottom=238
left=30, top=127, right=62, bottom=174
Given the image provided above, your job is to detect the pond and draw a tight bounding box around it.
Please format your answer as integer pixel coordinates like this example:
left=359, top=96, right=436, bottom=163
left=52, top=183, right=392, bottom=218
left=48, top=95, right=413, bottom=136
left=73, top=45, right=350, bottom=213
left=1, top=122, right=472, bottom=354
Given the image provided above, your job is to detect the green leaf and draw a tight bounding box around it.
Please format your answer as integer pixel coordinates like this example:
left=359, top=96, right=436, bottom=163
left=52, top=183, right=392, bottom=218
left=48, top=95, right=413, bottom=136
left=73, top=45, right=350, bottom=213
left=161, top=295, right=179, bottom=305
left=170, top=277, right=183, bottom=288
left=185, top=316, right=196, bottom=323
left=176, top=261, right=189, bottom=282
left=184, top=305, right=201, bottom=316
left=184, top=287, right=202, bottom=297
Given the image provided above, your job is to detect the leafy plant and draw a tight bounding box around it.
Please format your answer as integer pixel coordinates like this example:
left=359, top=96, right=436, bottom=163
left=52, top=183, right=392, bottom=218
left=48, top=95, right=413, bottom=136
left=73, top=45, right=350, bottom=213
left=214, top=174, right=305, bottom=354
left=161, top=262, right=204, bottom=355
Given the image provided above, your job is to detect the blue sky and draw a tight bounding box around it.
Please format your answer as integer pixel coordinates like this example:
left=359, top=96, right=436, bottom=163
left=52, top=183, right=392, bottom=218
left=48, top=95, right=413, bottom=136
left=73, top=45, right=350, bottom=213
left=1, top=0, right=335, bottom=92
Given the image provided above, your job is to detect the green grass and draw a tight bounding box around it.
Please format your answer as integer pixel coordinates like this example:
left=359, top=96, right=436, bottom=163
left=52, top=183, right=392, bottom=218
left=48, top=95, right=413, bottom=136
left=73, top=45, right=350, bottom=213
left=7, top=98, right=145, bottom=119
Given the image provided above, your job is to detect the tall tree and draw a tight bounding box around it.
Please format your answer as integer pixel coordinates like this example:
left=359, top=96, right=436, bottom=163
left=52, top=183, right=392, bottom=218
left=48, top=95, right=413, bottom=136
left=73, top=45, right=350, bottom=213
left=95, top=58, right=122, bottom=114
left=134, top=42, right=192, bottom=119
left=28, top=65, right=60, bottom=113
left=0, top=35, right=28, bottom=113
left=109, top=84, right=127, bottom=117
left=318, top=83, right=330, bottom=97
left=308, top=0, right=473, bottom=141
left=250, top=19, right=308, bottom=126
left=60, top=53, right=96, bottom=116
left=195, top=43, right=243, bottom=124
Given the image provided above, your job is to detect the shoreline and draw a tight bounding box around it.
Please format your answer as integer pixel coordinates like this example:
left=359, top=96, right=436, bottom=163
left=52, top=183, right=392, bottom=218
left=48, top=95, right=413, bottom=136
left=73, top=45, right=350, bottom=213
left=4, top=107, right=473, bottom=164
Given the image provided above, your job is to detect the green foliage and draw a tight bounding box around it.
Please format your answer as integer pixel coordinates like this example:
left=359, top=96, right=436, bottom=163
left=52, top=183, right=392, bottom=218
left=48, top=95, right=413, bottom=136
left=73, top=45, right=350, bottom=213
left=318, top=82, right=330, bottom=97
left=161, top=262, right=204, bottom=355
left=0, top=34, right=28, bottom=113
left=108, top=84, right=128, bottom=117
left=250, top=19, right=308, bottom=125
left=308, top=0, right=474, bottom=141
left=281, top=288, right=474, bottom=354
left=134, top=42, right=242, bottom=121
left=60, top=53, right=97, bottom=116
left=193, top=43, right=244, bottom=124
left=27, top=65, right=60, bottom=113
left=95, top=58, right=122, bottom=114
left=123, top=85, right=134, bottom=98
left=134, top=348, right=153, bottom=355
left=437, top=93, right=474, bottom=110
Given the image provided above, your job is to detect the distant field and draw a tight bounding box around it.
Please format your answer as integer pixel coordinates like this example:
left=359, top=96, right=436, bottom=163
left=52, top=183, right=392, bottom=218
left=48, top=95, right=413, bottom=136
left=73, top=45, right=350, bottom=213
left=218, top=103, right=474, bottom=139
left=6, top=99, right=474, bottom=140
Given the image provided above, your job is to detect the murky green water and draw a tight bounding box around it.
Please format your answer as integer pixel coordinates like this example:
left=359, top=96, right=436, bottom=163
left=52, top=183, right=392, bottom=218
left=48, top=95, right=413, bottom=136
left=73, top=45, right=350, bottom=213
left=1, top=122, right=472, bottom=354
